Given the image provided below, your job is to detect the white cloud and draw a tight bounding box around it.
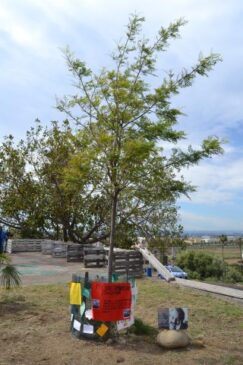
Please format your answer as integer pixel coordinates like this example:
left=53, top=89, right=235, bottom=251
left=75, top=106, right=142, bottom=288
left=179, top=156, right=243, bottom=204
left=0, top=2, right=53, bottom=58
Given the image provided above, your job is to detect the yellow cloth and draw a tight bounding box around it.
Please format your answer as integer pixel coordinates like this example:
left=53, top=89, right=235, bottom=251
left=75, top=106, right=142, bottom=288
left=70, top=282, right=82, bottom=305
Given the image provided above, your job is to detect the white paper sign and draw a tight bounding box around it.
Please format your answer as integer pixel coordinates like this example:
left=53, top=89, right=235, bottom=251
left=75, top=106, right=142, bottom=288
left=70, top=313, right=74, bottom=321
left=132, top=285, right=138, bottom=297
left=83, top=324, right=94, bottom=334
left=117, top=315, right=134, bottom=331
left=73, top=320, right=81, bottom=331
left=85, top=309, right=93, bottom=320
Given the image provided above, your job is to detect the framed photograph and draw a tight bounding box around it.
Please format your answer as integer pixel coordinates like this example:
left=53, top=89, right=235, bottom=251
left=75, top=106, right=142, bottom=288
left=158, top=308, right=188, bottom=330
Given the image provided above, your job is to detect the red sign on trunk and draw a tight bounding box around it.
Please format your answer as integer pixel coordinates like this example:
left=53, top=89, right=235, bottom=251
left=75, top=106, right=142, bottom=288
left=91, top=282, right=132, bottom=321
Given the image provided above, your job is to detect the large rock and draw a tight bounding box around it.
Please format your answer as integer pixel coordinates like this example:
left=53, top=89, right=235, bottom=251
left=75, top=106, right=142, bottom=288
left=156, top=330, right=190, bottom=349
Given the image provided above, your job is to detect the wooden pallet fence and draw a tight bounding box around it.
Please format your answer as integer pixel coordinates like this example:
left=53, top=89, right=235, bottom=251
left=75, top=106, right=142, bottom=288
left=6, top=239, right=12, bottom=254
left=41, top=240, right=54, bottom=255
left=67, top=243, right=84, bottom=262
left=112, top=251, right=143, bottom=278
left=11, top=239, right=43, bottom=253
left=51, top=242, right=67, bottom=258
left=83, top=248, right=106, bottom=268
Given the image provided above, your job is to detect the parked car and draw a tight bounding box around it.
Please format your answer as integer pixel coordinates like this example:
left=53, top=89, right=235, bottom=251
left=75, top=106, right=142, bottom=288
left=165, top=265, right=188, bottom=279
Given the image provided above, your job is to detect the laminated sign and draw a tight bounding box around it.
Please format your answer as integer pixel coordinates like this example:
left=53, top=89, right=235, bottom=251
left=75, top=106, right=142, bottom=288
left=91, top=282, right=132, bottom=321
left=158, top=308, right=188, bottom=330
left=70, top=282, right=82, bottom=305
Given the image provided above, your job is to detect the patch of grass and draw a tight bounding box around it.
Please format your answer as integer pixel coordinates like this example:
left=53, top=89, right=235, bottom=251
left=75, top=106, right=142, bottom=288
left=222, top=354, right=243, bottom=365
left=135, top=279, right=243, bottom=340
left=0, top=292, right=26, bottom=304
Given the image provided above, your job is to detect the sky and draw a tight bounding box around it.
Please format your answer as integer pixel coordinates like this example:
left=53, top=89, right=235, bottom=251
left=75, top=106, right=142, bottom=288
left=0, top=0, right=243, bottom=232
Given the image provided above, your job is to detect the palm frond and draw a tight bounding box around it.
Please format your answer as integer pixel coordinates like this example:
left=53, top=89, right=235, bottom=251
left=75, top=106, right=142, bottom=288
left=0, top=264, right=22, bottom=289
left=0, top=253, right=11, bottom=265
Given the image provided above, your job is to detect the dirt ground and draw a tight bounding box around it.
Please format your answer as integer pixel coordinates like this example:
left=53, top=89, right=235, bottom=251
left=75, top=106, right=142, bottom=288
left=1, top=278, right=243, bottom=365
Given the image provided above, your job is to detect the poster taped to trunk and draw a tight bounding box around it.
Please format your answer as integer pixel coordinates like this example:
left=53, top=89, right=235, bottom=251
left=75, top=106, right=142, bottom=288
left=91, top=282, right=131, bottom=321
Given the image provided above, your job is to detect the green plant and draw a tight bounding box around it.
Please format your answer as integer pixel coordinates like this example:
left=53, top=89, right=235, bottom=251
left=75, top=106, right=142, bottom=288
left=224, top=266, right=243, bottom=283
left=186, top=270, right=201, bottom=280
left=128, top=318, right=158, bottom=336
left=176, top=251, right=225, bottom=280
left=0, top=253, right=22, bottom=289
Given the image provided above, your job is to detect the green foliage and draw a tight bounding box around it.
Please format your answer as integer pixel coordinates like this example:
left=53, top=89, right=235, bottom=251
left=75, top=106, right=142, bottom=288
left=176, top=251, right=225, bottom=280
left=219, top=234, right=228, bottom=245
left=224, top=266, right=243, bottom=283
left=129, top=318, right=158, bottom=336
left=187, top=270, right=201, bottom=280
left=0, top=253, right=22, bottom=289
left=0, top=121, right=110, bottom=242
left=236, top=237, right=243, bottom=260
left=148, top=227, right=185, bottom=259
left=177, top=251, right=243, bottom=283
left=219, top=234, right=228, bottom=260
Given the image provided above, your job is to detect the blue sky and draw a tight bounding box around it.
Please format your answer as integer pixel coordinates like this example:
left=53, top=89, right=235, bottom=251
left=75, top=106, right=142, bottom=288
left=1, top=0, right=243, bottom=232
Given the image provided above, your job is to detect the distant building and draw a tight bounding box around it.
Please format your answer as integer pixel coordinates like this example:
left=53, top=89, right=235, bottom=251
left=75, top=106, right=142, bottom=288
left=186, top=236, right=220, bottom=244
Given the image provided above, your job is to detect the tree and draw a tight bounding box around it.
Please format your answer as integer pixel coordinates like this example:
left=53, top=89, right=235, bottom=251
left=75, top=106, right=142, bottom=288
left=148, top=223, right=185, bottom=263
left=0, top=120, right=177, bottom=244
left=0, top=121, right=110, bottom=242
left=0, top=253, right=21, bottom=289
left=236, top=237, right=243, bottom=261
left=219, top=234, right=228, bottom=261
left=58, top=15, right=223, bottom=281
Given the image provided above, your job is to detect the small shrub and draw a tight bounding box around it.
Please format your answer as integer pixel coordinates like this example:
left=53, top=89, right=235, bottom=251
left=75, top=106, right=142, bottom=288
left=176, top=251, right=224, bottom=280
left=129, top=318, right=158, bottom=336
left=187, top=270, right=201, bottom=280
left=224, top=267, right=243, bottom=283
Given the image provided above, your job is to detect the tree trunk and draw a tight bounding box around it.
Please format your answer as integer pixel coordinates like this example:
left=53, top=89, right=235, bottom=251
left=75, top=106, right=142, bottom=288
left=63, top=226, right=68, bottom=242
left=108, top=192, right=118, bottom=282
left=56, top=224, right=60, bottom=240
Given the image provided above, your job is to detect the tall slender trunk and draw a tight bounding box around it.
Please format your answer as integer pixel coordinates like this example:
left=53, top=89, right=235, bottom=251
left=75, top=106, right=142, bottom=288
left=63, top=226, right=68, bottom=242
left=222, top=244, right=224, bottom=261
left=56, top=224, right=60, bottom=240
left=108, top=192, right=118, bottom=282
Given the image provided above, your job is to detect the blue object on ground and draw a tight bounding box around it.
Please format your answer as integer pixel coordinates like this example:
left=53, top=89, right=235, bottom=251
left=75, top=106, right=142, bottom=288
left=146, top=267, right=152, bottom=277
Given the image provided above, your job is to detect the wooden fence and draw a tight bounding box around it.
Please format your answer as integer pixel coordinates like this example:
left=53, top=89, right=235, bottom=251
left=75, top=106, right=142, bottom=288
left=10, top=240, right=144, bottom=277
left=112, top=251, right=143, bottom=278
left=11, top=239, right=44, bottom=252
left=41, top=241, right=53, bottom=255
left=11, top=239, right=68, bottom=256
left=51, top=242, right=67, bottom=258
left=66, top=243, right=84, bottom=262
left=83, top=248, right=106, bottom=268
